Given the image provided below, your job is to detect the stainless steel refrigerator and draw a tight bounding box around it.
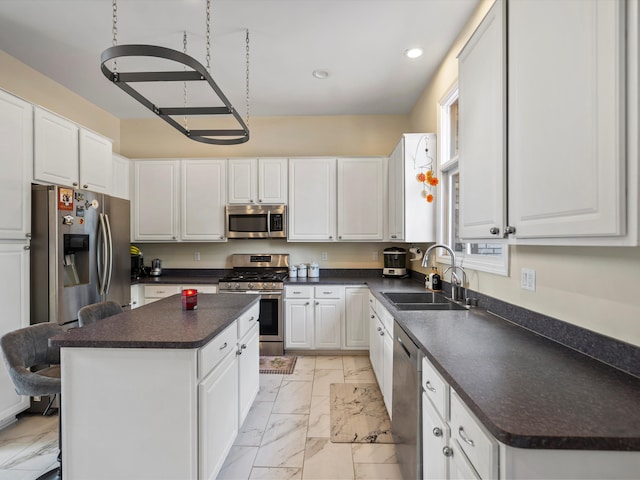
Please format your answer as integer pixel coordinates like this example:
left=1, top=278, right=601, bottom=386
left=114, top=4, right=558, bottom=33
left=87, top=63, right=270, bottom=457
left=30, top=184, right=131, bottom=326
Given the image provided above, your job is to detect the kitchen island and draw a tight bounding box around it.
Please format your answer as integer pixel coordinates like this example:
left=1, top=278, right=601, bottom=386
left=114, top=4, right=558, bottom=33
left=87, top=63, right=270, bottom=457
left=50, top=293, right=260, bottom=480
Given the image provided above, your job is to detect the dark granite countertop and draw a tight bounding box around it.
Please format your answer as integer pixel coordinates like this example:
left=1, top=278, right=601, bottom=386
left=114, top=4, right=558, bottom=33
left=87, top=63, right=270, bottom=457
left=50, top=293, right=259, bottom=349
left=132, top=270, right=640, bottom=450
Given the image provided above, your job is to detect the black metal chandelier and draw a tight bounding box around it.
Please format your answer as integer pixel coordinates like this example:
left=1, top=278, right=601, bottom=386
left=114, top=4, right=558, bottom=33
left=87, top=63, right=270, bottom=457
left=100, top=0, right=250, bottom=145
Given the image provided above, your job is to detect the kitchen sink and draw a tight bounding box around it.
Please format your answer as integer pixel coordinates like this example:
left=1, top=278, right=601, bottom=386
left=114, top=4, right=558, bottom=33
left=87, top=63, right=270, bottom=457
left=381, top=291, right=468, bottom=311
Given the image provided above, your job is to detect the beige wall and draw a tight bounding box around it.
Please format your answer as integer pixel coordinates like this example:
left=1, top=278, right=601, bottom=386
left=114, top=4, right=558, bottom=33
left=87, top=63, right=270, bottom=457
left=408, top=0, right=640, bottom=347
left=0, top=50, right=121, bottom=151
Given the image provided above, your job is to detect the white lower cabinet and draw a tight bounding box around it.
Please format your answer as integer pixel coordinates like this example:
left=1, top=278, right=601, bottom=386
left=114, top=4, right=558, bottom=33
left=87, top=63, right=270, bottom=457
left=237, top=305, right=260, bottom=426
left=422, top=391, right=449, bottom=480
left=344, top=287, right=369, bottom=349
left=284, top=286, right=344, bottom=350
left=142, top=284, right=217, bottom=305
left=368, top=293, right=393, bottom=417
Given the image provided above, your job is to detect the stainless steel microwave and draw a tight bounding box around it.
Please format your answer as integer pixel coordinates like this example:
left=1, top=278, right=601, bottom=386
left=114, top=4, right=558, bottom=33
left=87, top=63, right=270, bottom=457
left=225, top=204, right=287, bottom=239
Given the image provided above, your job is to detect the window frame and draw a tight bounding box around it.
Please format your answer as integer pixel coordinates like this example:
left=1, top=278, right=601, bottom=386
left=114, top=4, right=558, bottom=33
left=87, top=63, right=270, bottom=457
left=436, top=82, right=509, bottom=276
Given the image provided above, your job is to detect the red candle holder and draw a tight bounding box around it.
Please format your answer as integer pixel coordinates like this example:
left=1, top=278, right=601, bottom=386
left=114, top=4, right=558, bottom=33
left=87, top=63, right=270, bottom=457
left=182, top=289, right=198, bottom=310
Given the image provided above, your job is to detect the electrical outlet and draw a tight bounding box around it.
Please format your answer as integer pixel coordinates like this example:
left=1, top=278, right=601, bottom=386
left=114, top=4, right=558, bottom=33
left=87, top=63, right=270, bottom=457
left=194, top=251, right=201, bottom=261
left=321, top=252, right=328, bottom=261
left=521, top=268, right=536, bottom=292
left=373, top=251, right=379, bottom=261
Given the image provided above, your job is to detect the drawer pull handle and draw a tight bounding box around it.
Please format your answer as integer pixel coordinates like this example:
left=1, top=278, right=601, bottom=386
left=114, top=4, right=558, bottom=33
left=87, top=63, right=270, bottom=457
left=425, top=380, right=436, bottom=393
left=249, top=316, right=255, bottom=321
left=241, top=343, right=247, bottom=349
left=442, top=446, right=453, bottom=457
left=236, top=349, right=243, bottom=356
left=377, top=326, right=382, bottom=331
left=219, top=342, right=228, bottom=351
left=379, top=331, right=384, bottom=336
left=322, top=291, right=332, bottom=295
left=371, top=315, right=375, bottom=319
left=432, top=427, right=443, bottom=437
left=293, top=291, right=303, bottom=294
left=458, top=426, right=475, bottom=447
left=305, top=302, right=310, bottom=305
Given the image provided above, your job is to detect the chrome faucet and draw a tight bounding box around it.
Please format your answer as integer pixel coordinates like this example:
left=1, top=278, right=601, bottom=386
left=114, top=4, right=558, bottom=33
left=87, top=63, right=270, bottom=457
left=422, top=244, right=465, bottom=302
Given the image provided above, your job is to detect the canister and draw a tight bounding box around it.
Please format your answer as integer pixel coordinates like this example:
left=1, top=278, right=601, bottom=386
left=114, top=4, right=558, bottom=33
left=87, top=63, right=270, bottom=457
left=309, top=262, right=320, bottom=278
left=288, top=265, right=298, bottom=278
left=298, top=263, right=308, bottom=277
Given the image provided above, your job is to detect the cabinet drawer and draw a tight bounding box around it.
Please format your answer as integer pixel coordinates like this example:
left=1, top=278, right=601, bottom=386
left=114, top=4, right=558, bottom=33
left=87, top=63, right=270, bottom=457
left=450, top=389, right=498, bottom=480
left=237, top=303, right=260, bottom=339
left=144, top=285, right=181, bottom=298
left=377, top=304, right=394, bottom=333
left=198, top=322, right=238, bottom=381
left=314, top=286, right=343, bottom=298
left=422, top=356, right=449, bottom=420
left=182, top=285, right=217, bottom=294
left=285, top=286, right=313, bottom=299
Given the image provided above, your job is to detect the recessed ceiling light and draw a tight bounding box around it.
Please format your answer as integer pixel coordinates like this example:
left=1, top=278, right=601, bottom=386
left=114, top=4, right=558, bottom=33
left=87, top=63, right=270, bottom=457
left=405, top=48, right=424, bottom=59
left=312, top=70, right=329, bottom=79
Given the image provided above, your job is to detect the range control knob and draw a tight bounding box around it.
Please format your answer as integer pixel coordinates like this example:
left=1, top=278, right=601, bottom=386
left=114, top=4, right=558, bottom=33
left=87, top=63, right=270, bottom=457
left=225, top=282, right=232, bottom=289
left=247, top=283, right=254, bottom=290
left=234, top=282, right=240, bottom=290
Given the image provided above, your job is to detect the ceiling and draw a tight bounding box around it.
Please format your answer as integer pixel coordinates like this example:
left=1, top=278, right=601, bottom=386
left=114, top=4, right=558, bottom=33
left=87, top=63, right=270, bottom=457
left=0, top=0, right=479, bottom=120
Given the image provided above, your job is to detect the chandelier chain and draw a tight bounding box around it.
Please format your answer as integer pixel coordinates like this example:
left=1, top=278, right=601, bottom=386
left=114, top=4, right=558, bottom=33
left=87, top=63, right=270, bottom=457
left=183, top=30, right=189, bottom=132
left=206, top=0, right=211, bottom=72
left=111, top=0, right=118, bottom=72
left=245, top=29, right=250, bottom=126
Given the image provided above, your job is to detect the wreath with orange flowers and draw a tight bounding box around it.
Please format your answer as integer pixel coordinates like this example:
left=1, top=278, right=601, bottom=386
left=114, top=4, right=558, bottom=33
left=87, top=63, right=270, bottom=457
left=414, top=136, right=438, bottom=203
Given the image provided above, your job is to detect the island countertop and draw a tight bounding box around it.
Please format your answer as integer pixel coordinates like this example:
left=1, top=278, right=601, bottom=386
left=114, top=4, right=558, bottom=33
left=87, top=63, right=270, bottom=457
left=50, top=293, right=260, bottom=349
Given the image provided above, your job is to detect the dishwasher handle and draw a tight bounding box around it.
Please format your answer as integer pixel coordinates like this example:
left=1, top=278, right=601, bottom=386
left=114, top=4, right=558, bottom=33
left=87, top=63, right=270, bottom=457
left=396, top=335, right=412, bottom=359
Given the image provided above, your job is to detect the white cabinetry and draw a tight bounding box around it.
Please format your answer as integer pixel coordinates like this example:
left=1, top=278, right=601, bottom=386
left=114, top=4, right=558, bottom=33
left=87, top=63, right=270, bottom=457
left=459, top=0, right=637, bottom=245
left=284, top=285, right=344, bottom=350
left=143, top=284, right=217, bottom=305
left=458, top=0, right=506, bottom=240
left=111, top=153, right=130, bottom=200
left=228, top=158, right=287, bottom=204
left=288, top=158, right=336, bottom=241
left=368, top=293, right=393, bottom=416
left=387, top=134, right=437, bottom=242
left=34, top=107, right=112, bottom=193
left=0, top=89, right=32, bottom=240
left=133, top=160, right=180, bottom=241
left=337, top=157, right=385, bottom=241
left=344, top=287, right=369, bottom=349
left=130, top=284, right=143, bottom=309
left=237, top=304, right=260, bottom=425
left=0, top=244, right=30, bottom=427
left=181, top=159, right=227, bottom=241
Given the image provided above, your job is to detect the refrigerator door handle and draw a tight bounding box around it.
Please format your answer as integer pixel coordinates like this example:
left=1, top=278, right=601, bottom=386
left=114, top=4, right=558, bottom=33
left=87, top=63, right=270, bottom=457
left=104, top=213, right=114, bottom=295
left=98, top=213, right=109, bottom=296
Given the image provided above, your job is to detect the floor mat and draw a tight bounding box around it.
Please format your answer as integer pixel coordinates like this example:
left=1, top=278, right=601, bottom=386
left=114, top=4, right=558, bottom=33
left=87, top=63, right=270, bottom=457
left=259, top=356, right=298, bottom=374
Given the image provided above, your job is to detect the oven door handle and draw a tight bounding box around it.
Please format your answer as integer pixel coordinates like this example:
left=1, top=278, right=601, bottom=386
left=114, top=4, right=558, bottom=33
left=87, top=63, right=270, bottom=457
left=267, top=210, right=271, bottom=237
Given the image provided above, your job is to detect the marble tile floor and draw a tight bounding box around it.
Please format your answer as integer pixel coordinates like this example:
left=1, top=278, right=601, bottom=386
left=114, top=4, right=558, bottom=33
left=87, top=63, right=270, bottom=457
left=0, top=355, right=401, bottom=480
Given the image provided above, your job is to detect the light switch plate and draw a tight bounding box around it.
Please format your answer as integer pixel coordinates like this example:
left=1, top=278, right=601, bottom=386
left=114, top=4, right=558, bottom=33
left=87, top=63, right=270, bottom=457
left=521, top=268, right=536, bottom=292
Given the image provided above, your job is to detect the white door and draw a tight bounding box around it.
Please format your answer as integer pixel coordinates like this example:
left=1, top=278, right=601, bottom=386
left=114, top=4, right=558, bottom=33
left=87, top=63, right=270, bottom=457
left=508, top=0, right=626, bottom=239
left=344, top=288, right=369, bottom=349
left=387, top=140, right=404, bottom=241
left=33, top=107, right=79, bottom=188
left=288, top=158, right=336, bottom=241
left=0, top=90, right=32, bottom=240
left=228, top=158, right=256, bottom=204
left=79, top=128, right=112, bottom=194
left=258, top=158, right=288, bottom=204
left=458, top=0, right=506, bottom=240
left=181, top=159, right=227, bottom=241
left=0, top=243, right=30, bottom=424
left=111, top=153, right=131, bottom=200
left=337, top=157, right=385, bottom=241
left=382, top=326, right=393, bottom=416
left=237, top=323, right=259, bottom=425
left=285, top=299, right=314, bottom=349
left=133, top=160, right=180, bottom=241
left=369, top=311, right=384, bottom=387
left=314, top=299, right=342, bottom=349
left=422, top=393, right=449, bottom=480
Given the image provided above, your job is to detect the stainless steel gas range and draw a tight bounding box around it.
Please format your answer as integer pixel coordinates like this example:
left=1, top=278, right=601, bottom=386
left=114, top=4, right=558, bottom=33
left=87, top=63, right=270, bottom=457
left=218, top=254, right=289, bottom=356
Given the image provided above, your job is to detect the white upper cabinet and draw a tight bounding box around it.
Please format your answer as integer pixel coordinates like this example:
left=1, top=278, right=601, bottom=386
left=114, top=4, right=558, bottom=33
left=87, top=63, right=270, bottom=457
left=181, top=159, right=227, bottom=241
left=79, top=128, right=112, bottom=194
left=34, top=107, right=112, bottom=194
left=133, top=160, right=180, bottom=241
left=228, top=158, right=287, bottom=204
left=458, top=0, right=506, bottom=240
left=34, top=107, right=79, bottom=188
left=288, top=157, right=337, bottom=241
left=337, top=157, right=385, bottom=241
left=111, top=153, right=131, bottom=200
left=387, top=134, right=437, bottom=243
left=0, top=90, right=32, bottom=240
left=508, top=0, right=626, bottom=241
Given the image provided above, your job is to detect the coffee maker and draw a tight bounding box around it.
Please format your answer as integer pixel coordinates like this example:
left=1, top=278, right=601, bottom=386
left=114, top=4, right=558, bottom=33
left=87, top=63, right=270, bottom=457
left=131, top=254, right=144, bottom=280
left=383, top=247, right=408, bottom=278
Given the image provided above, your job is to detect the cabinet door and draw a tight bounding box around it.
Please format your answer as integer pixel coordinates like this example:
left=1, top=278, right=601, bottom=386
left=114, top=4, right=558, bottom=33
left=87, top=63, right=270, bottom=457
left=0, top=90, right=32, bottom=240
left=112, top=153, right=131, bottom=200
left=422, top=393, right=449, bottom=480
left=344, top=288, right=369, bottom=349
left=314, top=299, right=342, bottom=349
left=0, top=244, right=30, bottom=424
left=258, top=158, right=288, bottom=204
left=508, top=0, right=626, bottom=239
left=369, top=310, right=384, bottom=386
left=34, top=107, right=79, bottom=188
left=181, top=159, right=227, bottom=241
left=449, top=442, right=480, bottom=480
left=199, top=350, right=238, bottom=480
left=79, top=129, right=112, bottom=194
left=133, top=160, right=179, bottom=241
left=458, top=0, right=506, bottom=240
left=238, top=323, right=259, bottom=426
left=285, top=299, right=314, bottom=349
left=337, top=157, right=385, bottom=241
left=228, top=158, right=256, bottom=204
left=288, top=158, right=336, bottom=241
left=382, top=326, right=393, bottom=416
left=387, top=140, right=404, bottom=241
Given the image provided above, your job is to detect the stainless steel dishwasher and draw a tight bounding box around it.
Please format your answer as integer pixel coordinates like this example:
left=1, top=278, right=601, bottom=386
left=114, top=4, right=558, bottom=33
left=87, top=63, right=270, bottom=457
left=392, top=321, right=423, bottom=480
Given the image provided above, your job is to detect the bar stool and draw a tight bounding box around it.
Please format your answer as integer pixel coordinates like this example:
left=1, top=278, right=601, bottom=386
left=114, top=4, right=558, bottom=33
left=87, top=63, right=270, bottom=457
left=77, top=300, right=123, bottom=327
